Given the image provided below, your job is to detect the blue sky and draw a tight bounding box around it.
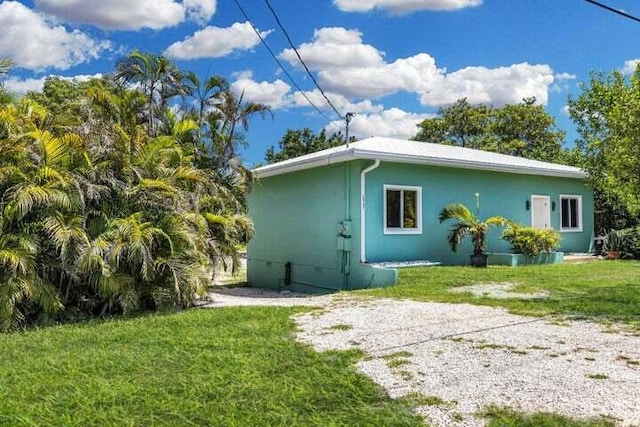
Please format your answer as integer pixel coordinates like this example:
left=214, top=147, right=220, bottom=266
left=1, top=0, right=639, bottom=166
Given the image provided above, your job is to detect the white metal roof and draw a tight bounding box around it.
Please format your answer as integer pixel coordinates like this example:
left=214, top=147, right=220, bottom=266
left=253, top=136, right=586, bottom=179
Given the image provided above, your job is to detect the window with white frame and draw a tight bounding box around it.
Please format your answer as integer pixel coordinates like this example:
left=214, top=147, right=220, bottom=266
left=384, top=185, right=422, bottom=234
left=560, top=195, right=582, bottom=232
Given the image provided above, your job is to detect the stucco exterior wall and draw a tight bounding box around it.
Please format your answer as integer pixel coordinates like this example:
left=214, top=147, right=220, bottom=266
left=363, top=162, right=594, bottom=265
left=248, top=159, right=594, bottom=291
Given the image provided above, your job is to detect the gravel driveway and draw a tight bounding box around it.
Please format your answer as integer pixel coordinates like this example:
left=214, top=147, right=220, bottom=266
left=207, top=288, right=640, bottom=426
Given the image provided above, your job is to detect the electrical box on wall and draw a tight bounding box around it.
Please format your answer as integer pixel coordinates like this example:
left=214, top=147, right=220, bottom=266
left=336, top=236, right=352, bottom=251
left=340, top=220, right=352, bottom=237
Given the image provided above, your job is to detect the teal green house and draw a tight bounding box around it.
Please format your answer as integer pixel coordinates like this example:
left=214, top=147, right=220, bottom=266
left=248, top=137, right=594, bottom=292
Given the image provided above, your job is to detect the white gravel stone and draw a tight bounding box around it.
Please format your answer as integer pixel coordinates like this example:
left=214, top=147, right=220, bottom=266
left=294, top=298, right=640, bottom=427
left=203, top=288, right=640, bottom=426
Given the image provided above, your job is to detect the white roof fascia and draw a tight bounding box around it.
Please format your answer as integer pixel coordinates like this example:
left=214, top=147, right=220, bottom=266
left=350, top=149, right=586, bottom=179
left=254, top=141, right=586, bottom=180
left=254, top=149, right=354, bottom=178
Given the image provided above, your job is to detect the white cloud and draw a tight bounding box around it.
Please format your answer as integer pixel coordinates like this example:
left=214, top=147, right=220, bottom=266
left=550, top=72, right=576, bottom=93
left=231, top=71, right=291, bottom=108
left=555, top=72, right=576, bottom=80
left=230, top=71, right=384, bottom=114
left=4, top=73, right=103, bottom=94
left=165, top=22, right=271, bottom=60
left=289, top=90, right=384, bottom=114
left=35, top=0, right=216, bottom=30
left=317, top=53, right=443, bottom=98
left=280, top=28, right=384, bottom=70
left=279, top=27, right=555, bottom=107
left=3, top=76, right=49, bottom=94
left=184, top=0, right=218, bottom=25
left=0, top=2, right=110, bottom=71
left=325, top=108, right=433, bottom=139
left=334, top=0, right=482, bottom=14
left=620, top=58, right=640, bottom=75
left=420, top=63, right=555, bottom=106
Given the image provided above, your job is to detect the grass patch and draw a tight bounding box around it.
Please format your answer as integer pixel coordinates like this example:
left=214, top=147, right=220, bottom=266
left=361, top=261, right=640, bottom=323
left=327, top=323, right=353, bottom=331
left=483, top=406, right=616, bottom=426
left=383, top=351, right=414, bottom=359
left=382, top=351, right=413, bottom=369
left=618, top=355, right=640, bottom=366
left=401, top=393, right=459, bottom=408
left=588, top=373, right=609, bottom=380
left=0, top=308, right=425, bottom=426
left=387, top=358, right=411, bottom=368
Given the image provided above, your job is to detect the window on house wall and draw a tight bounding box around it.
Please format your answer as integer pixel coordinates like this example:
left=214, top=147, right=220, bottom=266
left=384, top=185, right=422, bottom=234
left=560, top=195, right=582, bottom=232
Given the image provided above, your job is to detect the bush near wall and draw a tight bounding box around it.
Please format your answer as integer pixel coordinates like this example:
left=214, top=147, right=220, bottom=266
left=501, top=224, right=561, bottom=257
left=620, top=227, right=640, bottom=259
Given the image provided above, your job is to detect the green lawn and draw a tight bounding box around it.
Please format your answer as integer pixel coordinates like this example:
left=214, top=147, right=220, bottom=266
left=0, top=308, right=424, bottom=427
left=361, top=260, right=640, bottom=323
left=482, top=406, right=615, bottom=427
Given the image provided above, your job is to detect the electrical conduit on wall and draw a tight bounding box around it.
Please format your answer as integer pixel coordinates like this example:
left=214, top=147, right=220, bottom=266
left=360, top=160, right=380, bottom=263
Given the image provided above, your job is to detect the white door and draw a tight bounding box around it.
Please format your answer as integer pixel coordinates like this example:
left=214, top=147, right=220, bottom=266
left=531, top=195, right=551, bottom=229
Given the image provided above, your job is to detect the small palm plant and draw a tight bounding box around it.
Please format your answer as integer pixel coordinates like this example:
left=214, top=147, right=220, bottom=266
left=438, top=201, right=506, bottom=266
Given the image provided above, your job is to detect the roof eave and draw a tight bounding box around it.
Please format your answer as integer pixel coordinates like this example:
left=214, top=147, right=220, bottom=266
left=253, top=149, right=354, bottom=178
left=351, top=149, right=587, bottom=179
left=253, top=147, right=586, bottom=180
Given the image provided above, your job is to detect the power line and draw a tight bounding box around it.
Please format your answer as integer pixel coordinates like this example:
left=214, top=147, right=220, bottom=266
left=585, top=0, right=640, bottom=23
left=232, top=0, right=333, bottom=121
left=263, top=0, right=344, bottom=120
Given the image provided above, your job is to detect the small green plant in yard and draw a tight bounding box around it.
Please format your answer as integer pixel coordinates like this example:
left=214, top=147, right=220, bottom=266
left=387, top=358, right=411, bottom=368
left=588, top=373, right=609, bottom=380
left=361, top=261, right=640, bottom=324
left=617, top=355, right=640, bottom=366
left=482, top=406, right=616, bottom=426
left=382, top=351, right=413, bottom=369
left=528, top=345, right=551, bottom=350
left=400, top=393, right=458, bottom=409
left=397, top=370, right=414, bottom=380
left=383, top=350, right=414, bottom=359
left=0, top=308, right=425, bottom=426
left=327, top=323, right=353, bottom=331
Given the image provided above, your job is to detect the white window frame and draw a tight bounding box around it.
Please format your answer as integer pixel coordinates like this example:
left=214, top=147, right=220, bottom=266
left=559, top=194, right=583, bottom=232
left=383, top=185, right=422, bottom=235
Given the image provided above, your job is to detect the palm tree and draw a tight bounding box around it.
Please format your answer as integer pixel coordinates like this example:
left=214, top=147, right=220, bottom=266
left=0, top=58, right=13, bottom=105
left=438, top=203, right=506, bottom=257
left=212, top=89, right=271, bottom=170
left=114, top=51, right=184, bottom=136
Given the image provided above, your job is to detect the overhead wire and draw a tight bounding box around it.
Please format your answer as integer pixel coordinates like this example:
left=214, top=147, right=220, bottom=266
left=263, top=0, right=344, bottom=120
left=585, top=0, right=640, bottom=23
left=232, top=0, right=333, bottom=121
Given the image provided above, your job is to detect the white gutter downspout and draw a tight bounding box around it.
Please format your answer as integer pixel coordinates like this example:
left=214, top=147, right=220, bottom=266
left=360, top=160, right=380, bottom=263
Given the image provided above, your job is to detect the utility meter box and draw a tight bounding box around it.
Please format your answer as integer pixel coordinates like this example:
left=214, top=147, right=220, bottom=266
left=336, top=236, right=352, bottom=251
left=341, top=220, right=352, bottom=237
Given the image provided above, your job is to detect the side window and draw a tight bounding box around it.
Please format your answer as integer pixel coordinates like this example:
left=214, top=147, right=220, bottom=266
left=384, top=185, right=422, bottom=234
left=560, top=195, right=582, bottom=232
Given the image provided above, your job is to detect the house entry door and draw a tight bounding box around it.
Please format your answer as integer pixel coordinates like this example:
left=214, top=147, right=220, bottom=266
left=531, top=195, right=551, bottom=229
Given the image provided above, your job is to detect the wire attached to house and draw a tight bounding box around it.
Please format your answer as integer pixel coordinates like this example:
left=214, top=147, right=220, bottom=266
left=232, top=0, right=333, bottom=121
left=585, top=0, right=640, bottom=23
left=263, top=0, right=344, bottom=120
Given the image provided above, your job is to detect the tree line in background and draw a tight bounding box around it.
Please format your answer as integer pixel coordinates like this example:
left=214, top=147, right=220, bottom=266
left=0, top=51, right=270, bottom=330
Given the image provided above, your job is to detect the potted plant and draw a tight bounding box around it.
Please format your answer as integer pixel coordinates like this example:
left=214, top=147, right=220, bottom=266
left=604, top=229, right=625, bottom=259
left=438, top=199, right=506, bottom=267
